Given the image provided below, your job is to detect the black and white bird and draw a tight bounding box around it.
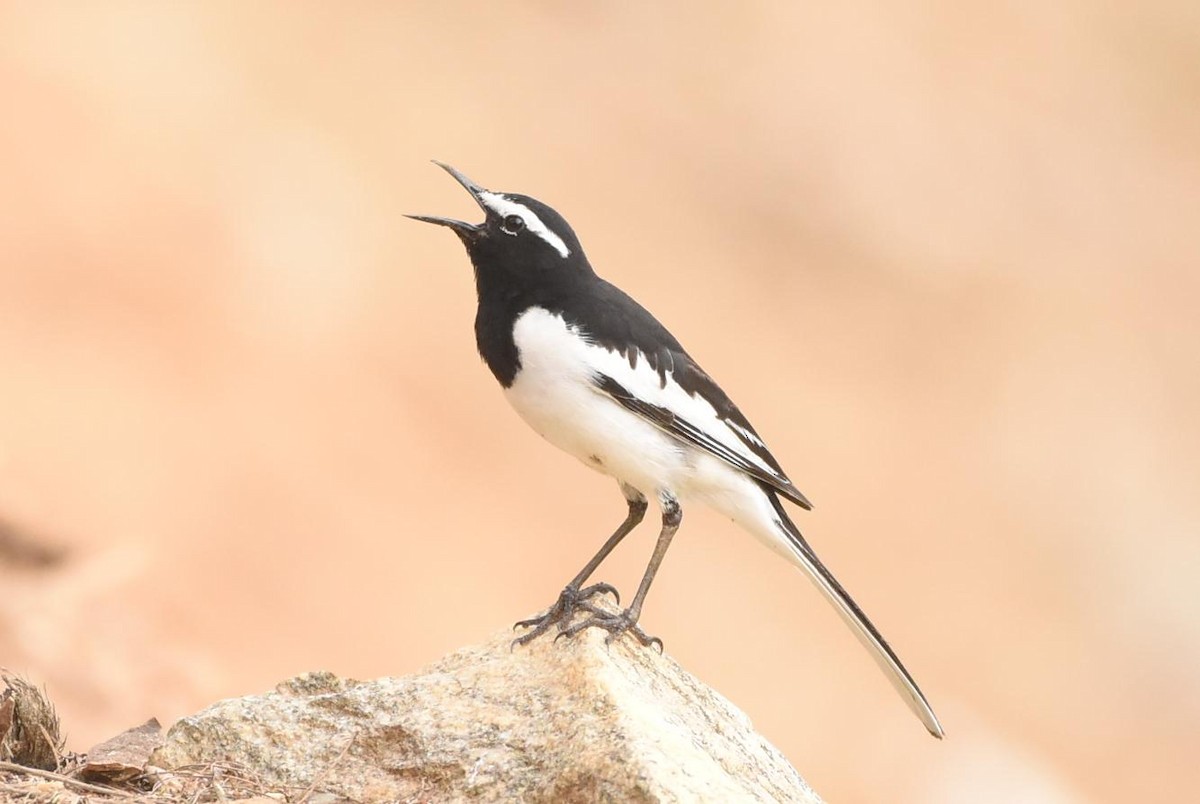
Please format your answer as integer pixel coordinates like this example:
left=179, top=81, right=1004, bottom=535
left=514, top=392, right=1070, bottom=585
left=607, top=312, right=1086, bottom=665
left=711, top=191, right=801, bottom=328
left=409, top=162, right=944, bottom=738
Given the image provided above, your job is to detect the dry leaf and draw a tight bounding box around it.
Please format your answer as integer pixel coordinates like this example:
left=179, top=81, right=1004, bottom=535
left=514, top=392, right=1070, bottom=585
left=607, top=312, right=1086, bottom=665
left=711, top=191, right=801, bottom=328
left=78, top=717, right=163, bottom=784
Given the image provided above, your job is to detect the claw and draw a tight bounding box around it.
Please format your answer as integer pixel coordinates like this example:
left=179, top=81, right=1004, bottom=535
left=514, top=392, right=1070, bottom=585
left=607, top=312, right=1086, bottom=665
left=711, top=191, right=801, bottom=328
left=558, top=609, right=664, bottom=652
left=513, top=612, right=550, bottom=631
left=512, top=621, right=554, bottom=648
left=511, top=582, right=625, bottom=649
left=578, top=582, right=620, bottom=605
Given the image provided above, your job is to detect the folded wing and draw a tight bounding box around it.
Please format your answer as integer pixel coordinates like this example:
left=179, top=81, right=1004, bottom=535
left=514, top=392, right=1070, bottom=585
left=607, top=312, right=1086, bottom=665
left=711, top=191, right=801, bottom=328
left=590, top=357, right=812, bottom=510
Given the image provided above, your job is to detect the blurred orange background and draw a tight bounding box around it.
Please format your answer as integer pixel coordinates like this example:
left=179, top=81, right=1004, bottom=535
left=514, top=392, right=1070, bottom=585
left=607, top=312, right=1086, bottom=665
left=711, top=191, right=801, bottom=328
left=2, top=3, right=1198, bottom=801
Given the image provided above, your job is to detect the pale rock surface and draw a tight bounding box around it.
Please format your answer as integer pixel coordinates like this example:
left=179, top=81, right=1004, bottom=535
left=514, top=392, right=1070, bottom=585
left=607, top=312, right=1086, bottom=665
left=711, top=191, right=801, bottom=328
left=153, top=607, right=821, bottom=803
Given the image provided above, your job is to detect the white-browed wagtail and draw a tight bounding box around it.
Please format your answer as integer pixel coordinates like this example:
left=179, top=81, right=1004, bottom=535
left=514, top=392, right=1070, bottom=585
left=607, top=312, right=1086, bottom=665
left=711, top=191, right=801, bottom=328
left=409, top=162, right=943, bottom=738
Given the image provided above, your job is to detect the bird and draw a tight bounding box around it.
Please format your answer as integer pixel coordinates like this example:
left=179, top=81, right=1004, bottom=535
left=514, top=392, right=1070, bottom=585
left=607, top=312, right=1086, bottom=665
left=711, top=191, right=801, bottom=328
left=408, top=161, right=944, bottom=738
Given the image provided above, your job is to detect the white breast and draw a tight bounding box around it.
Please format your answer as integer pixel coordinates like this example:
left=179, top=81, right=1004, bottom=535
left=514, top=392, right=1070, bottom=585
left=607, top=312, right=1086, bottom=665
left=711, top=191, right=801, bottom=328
left=503, top=308, right=684, bottom=494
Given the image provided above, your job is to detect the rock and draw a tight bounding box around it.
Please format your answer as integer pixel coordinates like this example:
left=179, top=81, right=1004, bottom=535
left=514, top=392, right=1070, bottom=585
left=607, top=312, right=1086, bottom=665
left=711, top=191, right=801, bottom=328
left=153, top=605, right=821, bottom=803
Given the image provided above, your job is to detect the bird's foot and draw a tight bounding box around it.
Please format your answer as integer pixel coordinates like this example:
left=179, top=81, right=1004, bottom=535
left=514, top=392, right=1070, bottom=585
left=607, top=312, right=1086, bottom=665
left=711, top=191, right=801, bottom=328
left=511, top=582, right=620, bottom=647
left=556, top=608, right=663, bottom=653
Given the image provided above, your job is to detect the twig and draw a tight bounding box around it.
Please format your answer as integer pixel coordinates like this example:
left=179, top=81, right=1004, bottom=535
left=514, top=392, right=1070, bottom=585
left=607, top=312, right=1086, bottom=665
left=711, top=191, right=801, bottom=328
left=0, top=781, right=34, bottom=794
left=38, top=722, right=62, bottom=767
left=0, top=759, right=136, bottom=797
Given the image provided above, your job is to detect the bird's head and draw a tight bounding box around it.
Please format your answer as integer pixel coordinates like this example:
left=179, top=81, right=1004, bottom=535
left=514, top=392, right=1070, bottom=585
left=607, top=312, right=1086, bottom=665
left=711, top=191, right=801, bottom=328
left=408, top=162, right=589, bottom=280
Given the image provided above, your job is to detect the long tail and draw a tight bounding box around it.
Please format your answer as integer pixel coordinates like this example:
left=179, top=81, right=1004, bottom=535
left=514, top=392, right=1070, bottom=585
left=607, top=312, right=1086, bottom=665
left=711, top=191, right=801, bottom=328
left=764, top=492, right=945, bottom=738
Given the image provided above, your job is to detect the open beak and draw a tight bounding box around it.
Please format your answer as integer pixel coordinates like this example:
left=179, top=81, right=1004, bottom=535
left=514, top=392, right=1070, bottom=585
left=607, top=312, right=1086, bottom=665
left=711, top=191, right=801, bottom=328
left=405, top=161, right=490, bottom=238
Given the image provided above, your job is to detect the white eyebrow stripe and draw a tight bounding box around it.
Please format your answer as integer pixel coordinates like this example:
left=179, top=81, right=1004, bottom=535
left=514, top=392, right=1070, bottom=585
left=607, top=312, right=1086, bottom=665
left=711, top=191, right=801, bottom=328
left=478, top=192, right=571, bottom=258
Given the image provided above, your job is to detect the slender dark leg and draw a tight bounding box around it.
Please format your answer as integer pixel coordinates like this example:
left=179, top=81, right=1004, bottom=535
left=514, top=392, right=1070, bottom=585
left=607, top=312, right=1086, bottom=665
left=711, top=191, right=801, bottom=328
left=512, top=484, right=648, bottom=647
left=560, top=491, right=682, bottom=651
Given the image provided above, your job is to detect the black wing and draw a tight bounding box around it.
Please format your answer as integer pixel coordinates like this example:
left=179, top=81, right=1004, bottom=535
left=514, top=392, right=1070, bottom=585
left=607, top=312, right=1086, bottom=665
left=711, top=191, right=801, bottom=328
left=593, top=371, right=813, bottom=510
left=552, top=276, right=812, bottom=509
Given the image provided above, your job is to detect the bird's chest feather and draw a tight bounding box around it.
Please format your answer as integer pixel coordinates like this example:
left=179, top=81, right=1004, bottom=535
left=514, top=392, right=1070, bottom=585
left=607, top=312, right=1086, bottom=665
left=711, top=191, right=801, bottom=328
left=502, top=307, right=682, bottom=485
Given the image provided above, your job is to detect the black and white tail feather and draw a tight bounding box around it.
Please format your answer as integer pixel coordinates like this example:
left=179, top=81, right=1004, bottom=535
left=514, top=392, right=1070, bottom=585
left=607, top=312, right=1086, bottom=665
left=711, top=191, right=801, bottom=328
left=762, top=491, right=944, bottom=737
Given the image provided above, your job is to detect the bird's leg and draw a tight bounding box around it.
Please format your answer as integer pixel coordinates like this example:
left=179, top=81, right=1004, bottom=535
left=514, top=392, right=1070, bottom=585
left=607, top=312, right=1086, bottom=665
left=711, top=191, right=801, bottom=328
left=512, top=486, right=647, bottom=647
left=559, top=492, right=681, bottom=652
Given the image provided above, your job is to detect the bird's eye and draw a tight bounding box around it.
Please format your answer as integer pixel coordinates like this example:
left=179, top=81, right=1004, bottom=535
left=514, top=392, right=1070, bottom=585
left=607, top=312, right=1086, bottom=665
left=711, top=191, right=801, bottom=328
left=500, top=214, right=525, bottom=235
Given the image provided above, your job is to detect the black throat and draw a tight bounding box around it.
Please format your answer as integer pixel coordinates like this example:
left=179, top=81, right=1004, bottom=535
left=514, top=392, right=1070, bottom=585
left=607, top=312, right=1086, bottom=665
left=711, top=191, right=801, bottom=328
left=471, top=253, right=597, bottom=387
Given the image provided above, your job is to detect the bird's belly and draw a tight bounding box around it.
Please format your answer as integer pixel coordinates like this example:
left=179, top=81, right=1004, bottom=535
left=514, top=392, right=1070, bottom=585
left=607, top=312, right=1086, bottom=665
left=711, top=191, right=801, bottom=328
left=504, top=365, right=687, bottom=495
